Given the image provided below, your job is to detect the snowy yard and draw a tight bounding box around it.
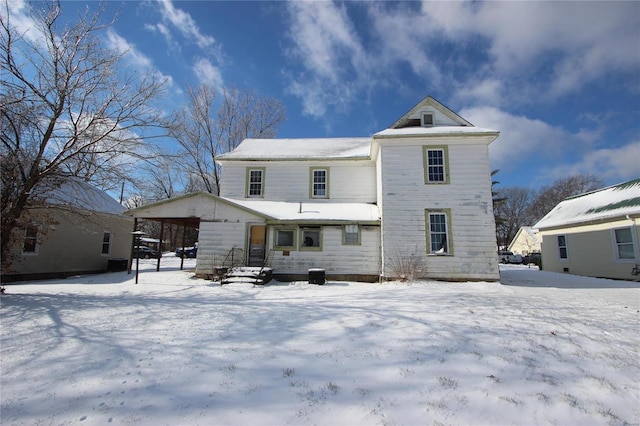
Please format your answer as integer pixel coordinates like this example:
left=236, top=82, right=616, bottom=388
left=1, top=259, right=638, bottom=425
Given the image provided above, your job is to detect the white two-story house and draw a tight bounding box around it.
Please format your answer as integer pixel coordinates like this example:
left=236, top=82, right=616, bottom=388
left=127, top=96, right=500, bottom=281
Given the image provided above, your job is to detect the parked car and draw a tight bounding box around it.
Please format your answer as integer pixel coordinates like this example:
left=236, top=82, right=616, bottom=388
left=522, top=252, right=541, bottom=267
left=134, top=246, right=159, bottom=259
left=498, top=251, right=523, bottom=264
left=175, top=242, right=198, bottom=258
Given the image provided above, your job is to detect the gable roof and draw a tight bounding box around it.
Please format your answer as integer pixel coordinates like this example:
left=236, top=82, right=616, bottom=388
left=37, top=178, right=125, bottom=215
left=534, top=178, right=640, bottom=230
left=217, top=138, right=372, bottom=161
left=389, top=96, right=473, bottom=129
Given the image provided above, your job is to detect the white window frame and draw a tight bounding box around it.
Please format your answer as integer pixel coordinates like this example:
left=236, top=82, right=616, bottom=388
left=557, top=235, right=568, bottom=260
left=246, top=168, right=265, bottom=198
left=310, top=168, right=329, bottom=199
left=22, top=224, right=39, bottom=255
left=101, top=231, right=112, bottom=256
left=611, top=227, right=637, bottom=262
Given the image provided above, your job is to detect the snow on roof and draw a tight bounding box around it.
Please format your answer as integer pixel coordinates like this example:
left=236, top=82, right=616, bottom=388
left=534, top=179, right=640, bottom=230
left=217, top=138, right=372, bottom=161
left=40, top=178, right=126, bottom=215
left=374, top=126, right=499, bottom=138
left=222, top=198, right=380, bottom=223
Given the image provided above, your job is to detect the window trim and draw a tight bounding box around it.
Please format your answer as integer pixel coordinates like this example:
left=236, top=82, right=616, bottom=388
left=342, top=224, right=361, bottom=246
left=22, top=224, right=40, bottom=255
left=611, top=227, right=637, bottom=262
left=300, top=227, right=323, bottom=251
left=423, top=146, right=450, bottom=184
left=309, top=167, right=330, bottom=199
left=274, top=227, right=296, bottom=251
left=557, top=234, right=569, bottom=261
left=425, top=209, right=453, bottom=255
left=421, top=112, right=434, bottom=127
left=245, top=167, right=266, bottom=198
left=101, top=231, right=112, bottom=256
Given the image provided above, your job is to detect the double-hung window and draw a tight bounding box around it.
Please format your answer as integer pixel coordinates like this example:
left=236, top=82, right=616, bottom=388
left=423, top=146, right=449, bottom=184
left=343, top=224, right=360, bottom=245
left=23, top=225, right=39, bottom=254
left=613, top=228, right=636, bottom=260
left=310, top=168, right=329, bottom=198
left=425, top=209, right=452, bottom=255
left=557, top=235, right=568, bottom=259
left=246, top=168, right=265, bottom=197
left=101, top=231, right=112, bottom=255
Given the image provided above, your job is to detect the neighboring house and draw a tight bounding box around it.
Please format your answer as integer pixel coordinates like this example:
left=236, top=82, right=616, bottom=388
left=2, top=179, right=133, bottom=282
left=508, top=226, right=541, bottom=255
left=127, top=96, right=500, bottom=281
left=534, top=178, right=640, bottom=281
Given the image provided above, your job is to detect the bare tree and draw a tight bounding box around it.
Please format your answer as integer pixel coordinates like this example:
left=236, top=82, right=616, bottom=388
left=171, top=84, right=286, bottom=195
left=1, top=1, right=167, bottom=266
left=529, top=174, right=603, bottom=222
left=494, top=186, right=536, bottom=250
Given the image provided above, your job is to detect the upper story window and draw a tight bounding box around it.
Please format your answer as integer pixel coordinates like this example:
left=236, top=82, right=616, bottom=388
left=613, top=227, right=636, bottom=260
left=426, top=209, right=453, bottom=255
left=423, top=146, right=449, bottom=184
left=101, top=231, right=112, bottom=255
left=421, top=112, right=434, bottom=127
left=22, top=224, right=39, bottom=254
left=246, top=168, right=265, bottom=198
left=557, top=235, right=568, bottom=259
left=310, top=168, right=329, bottom=198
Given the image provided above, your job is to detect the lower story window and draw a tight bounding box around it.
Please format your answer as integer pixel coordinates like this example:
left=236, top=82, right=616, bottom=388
left=23, top=225, right=39, bottom=254
left=301, top=227, right=322, bottom=251
left=102, top=231, right=112, bottom=255
left=275, top=229, right=296, bottom=250
left=426, top=209, right=452, bottom=254
left=343, top=224, right=360, bottom=245
left=557, top=235, right=568, bottom=259
left=614, top=228, right=636, bottom=260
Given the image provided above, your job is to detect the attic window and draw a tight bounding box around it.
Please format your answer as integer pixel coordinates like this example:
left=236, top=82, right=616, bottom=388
left=421, top=113, right=434, bottom=127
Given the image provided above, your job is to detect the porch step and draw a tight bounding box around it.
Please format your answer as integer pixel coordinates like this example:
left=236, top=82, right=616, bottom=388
left=221, top=267, right=273, bottom=285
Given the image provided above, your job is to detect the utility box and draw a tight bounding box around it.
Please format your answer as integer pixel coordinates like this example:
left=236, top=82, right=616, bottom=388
left=308, top=268, right=325, bottom=285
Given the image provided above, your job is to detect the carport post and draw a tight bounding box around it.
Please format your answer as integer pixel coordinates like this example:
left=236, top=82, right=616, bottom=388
left=127, top=218, right=138, bottom=274
left=180, top=221, right=186, bottom=271
left=156, top=219, right=165, bottom=272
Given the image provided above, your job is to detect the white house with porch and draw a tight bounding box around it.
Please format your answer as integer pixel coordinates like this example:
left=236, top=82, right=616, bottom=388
left=127, top=96, right=500, bottom=281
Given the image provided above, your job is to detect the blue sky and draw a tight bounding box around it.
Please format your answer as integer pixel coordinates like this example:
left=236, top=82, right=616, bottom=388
left=11, top=1, right=640, bottom=189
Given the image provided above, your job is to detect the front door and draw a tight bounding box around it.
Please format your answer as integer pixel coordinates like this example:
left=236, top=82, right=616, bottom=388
left=248, top=225, right=266, bottom=267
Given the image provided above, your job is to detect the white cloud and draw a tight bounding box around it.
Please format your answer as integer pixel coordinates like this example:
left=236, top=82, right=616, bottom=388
left=460, top=106, right=570, bottom=169
left=193, top=57, right=223, bottom=89
left=284, top=1, right=373, bottom=119
left=105, top=29, right=174, bottom=88
left=155, top=0, right=215, bottom=50
left=545, top=142, right=640, bottom=183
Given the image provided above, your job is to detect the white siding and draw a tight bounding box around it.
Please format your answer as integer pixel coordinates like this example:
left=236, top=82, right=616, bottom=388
left=196, top=221, right=263, bottom=276
left=219, top=160, right=376, bottom=203
left=379, top=140, right=499, bottom=280
left=268, top=225, right=381, bottom=276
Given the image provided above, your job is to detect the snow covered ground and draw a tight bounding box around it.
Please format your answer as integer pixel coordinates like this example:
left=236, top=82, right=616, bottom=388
left=1, top=259, right=638, bottom=425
